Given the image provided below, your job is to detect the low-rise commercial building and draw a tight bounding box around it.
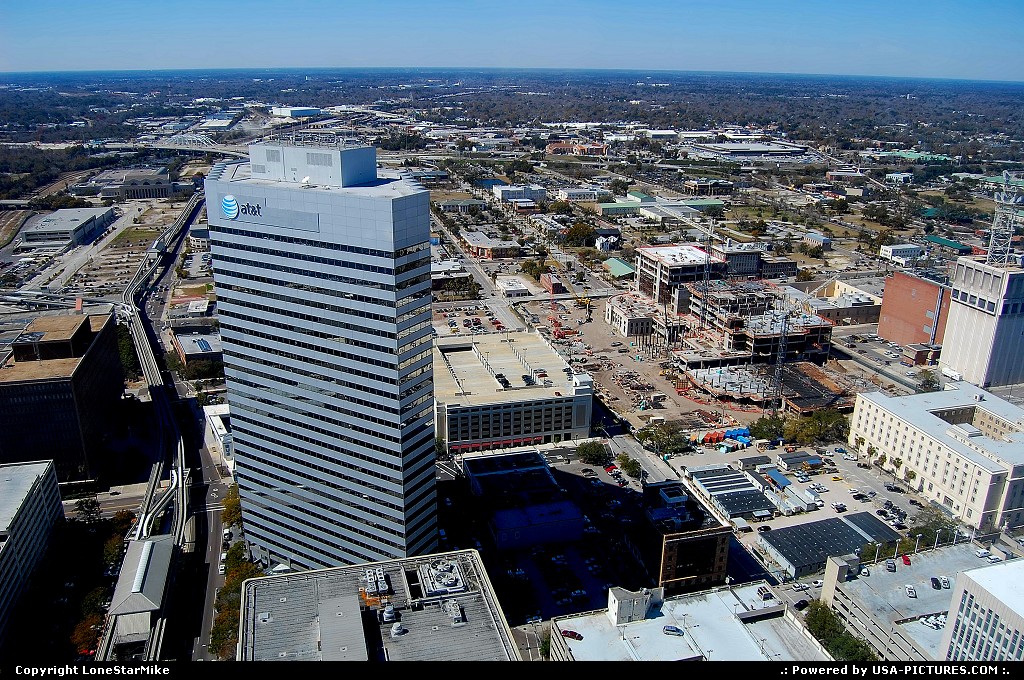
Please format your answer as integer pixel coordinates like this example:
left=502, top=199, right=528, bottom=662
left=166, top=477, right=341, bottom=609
left=549, top=582, right=832, bottom=661
left=237, top=549, right=519, bottom=661
left=880, top=243, right=924, bottom=265
left=461, top=450, right=585, bottom=550
left=21, top=207, right=115, bottom=248
left=460, top=231, right=521, bottom=259
left=493, top=184, right=546, bottom=203
left=170, top=330, right=222, bottom=366
left=433, top=332, right=592, bottom=453
left=848, top=383, right=1024, bottom=532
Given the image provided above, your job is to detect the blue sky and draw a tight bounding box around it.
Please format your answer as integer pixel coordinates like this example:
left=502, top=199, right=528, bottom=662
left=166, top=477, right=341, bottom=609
left=2, top=0, right=1023, bottom=81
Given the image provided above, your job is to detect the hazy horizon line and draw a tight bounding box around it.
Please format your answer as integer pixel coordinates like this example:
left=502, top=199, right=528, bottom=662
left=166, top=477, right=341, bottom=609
left=2, top=65, right=1023, bottom=86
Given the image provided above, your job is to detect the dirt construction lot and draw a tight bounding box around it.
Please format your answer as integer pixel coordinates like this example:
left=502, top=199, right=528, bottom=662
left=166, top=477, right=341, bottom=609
left=517, top=297, right=758, bottom=434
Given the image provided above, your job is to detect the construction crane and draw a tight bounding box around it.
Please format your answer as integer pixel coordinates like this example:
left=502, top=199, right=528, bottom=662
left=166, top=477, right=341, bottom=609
left=698, top=217, right=716, bottom=330
left=767, top=273, right=838, bottom=417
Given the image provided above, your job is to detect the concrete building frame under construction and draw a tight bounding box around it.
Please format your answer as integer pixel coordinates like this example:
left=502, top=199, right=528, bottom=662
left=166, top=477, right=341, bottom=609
left=634, top=244, right=727, bottom=308
left=676, top=279, right=833, bottom=367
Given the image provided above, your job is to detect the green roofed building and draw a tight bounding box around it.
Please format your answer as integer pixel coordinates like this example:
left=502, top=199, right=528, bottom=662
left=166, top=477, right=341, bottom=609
left=603, top=257, right=636, bottom=279
left=600, top=202, right=641, bottom=216
left=924, top=235, right=972, bottom=255
left=679, top=199, right=725, bottom=212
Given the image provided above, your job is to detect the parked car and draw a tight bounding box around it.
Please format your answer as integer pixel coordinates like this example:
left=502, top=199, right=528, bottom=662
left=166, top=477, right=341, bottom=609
left=886, top=559, right=897, bottom=572
left=906, top=585, right=917, bottom=598
left=812, top=580, right=824, bottom=588
left=794, top=599, right=810, bottom=611
left=757, top=525, right=772, bottom=533
left=902, top=554, right=912, bottom=566
left=560, top=630, right=583, bottom=640
left=931, top=577, right=942, bottom=590
left=663, top=625, right=685, bottom=636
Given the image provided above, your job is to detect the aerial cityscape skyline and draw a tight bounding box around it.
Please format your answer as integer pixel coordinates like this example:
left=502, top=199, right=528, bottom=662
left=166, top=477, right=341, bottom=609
left=2, top=17, right=1024, bottom=664
left=2, top=0, right=1024, bottom=82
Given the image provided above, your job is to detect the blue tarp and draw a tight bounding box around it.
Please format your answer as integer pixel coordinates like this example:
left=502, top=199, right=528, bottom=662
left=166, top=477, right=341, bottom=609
left=766, top=469, right=790, bottom=488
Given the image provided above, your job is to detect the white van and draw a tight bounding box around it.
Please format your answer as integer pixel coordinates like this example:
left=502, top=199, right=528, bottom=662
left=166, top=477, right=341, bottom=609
left=975, top=548, right=991, bottom=558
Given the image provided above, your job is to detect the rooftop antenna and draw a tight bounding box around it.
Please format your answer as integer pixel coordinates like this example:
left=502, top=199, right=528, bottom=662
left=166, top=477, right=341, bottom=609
left=985, top=171, right=1022, bottom=268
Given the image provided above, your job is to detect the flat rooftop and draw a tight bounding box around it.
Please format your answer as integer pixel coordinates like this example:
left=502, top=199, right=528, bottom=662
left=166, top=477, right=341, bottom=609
left=857, top=383, right=1024, bottom=469
left=17, top=314, right=88, bottom=342
left=637, top=244, right=723, bottom=266
left=555, top=583, right=831, bottom=661
left=433, top=332, right=578, bottom=406
left=0, top=461, right=54, bottom=535
left=238, top=550, right=518, bottom=661
left=26, top=207, right=112, bottom=235
left=837, top=543, right=1013, bottom=660
left=211, top=157, right=423, bottom=200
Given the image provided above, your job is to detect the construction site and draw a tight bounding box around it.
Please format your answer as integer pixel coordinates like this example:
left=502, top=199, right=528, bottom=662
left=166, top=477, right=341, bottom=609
left=680, top=361, right=858, bottom=416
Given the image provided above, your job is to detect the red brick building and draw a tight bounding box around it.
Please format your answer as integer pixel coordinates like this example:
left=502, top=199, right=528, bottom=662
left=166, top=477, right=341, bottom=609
left=540, top=272, right=566, bottom=295
left=877, top=270, right=951, bottom=346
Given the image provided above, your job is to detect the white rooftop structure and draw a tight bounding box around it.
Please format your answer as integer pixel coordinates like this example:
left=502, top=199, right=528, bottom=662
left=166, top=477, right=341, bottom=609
left=638, top=244, right=720, bottom=266
left=551, top=583, right=831, bottom=661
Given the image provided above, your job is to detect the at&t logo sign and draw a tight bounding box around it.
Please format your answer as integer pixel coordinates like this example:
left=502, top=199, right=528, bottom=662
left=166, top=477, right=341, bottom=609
left=221, top=195, right=261, bottom=220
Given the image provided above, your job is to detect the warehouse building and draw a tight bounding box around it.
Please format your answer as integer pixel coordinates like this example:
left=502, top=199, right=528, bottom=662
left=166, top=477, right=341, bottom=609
left=21, top=207, right=115, bottom=247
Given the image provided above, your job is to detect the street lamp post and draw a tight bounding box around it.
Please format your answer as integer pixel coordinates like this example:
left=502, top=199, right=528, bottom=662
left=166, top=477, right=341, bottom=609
left=914, top=534, right=923, bottom=554
left=874, top=542, right=881, bottom=564
left=934, top=529, right=942, bottom=551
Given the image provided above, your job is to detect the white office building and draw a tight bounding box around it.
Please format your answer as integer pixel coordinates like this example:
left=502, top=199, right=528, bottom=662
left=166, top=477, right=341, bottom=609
left=205, top=139, right=437, bottom=570
left=940, top=559, right=1024, bottom=661
left=848, top=383, right=1024, bottom=532
left=879, top=243, right=923, bottom=265
left=492, top=184, right=547, bottom=202
left=0, top=460, right=62, bottom=646
left=941, top=257, right=1024, bottom=387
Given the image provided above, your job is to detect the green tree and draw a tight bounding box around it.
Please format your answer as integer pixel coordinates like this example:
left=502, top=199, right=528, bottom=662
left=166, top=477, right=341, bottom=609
left=562, top=222, right=596, bottom=248
left=616, top=455, right=643, bottom=479
left=609, top=178, right=631, bottom=196
left=70, top=613, right=103, bottom=654
left=221, top=483, right=242, bottom=529
left=784, top=409, right=848, bottom=445
left=102, top=535, right=124, bottom=566
left=804, top=601, right=878, bottom=661
left=116, top=323, right=140, bottom=381
left=575, top=440, right=611, bottom=465
left=548, top=200, right=574, bottom=216
left=917, top=369, right=940, bottom=393
left=795, top=269, right=815, bottom=282
left=74, top=497, right=102, bottom=523
left=748, top=415, right=786, bottom=441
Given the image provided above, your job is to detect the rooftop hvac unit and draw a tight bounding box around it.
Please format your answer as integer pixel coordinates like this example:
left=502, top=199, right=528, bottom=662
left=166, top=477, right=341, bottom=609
left=382, top=603, right=396, bottom=623
left=390, top=622, right=405, bottom=638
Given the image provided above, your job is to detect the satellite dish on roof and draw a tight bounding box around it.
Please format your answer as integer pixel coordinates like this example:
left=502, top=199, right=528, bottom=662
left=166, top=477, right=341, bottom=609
left=302, top=176, right=311, bottom=184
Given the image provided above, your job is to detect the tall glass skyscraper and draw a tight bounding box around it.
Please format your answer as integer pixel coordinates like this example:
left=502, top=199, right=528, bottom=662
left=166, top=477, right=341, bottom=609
left=205, top=139, right=437, bottom=570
